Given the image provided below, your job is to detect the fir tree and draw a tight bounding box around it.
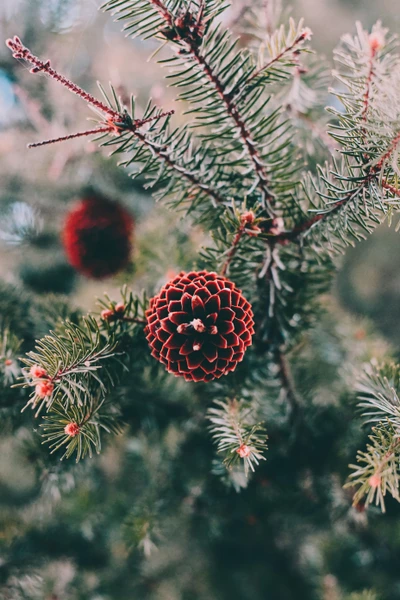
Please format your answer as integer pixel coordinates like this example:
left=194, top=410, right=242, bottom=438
left=2, top=1, right=400, bottom=598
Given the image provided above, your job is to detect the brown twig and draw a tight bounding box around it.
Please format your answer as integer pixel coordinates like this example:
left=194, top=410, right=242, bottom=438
left=276, top=349, right=302, bottom=416
left=27, top=127, right=113, bottom=148
left=220, top=225, right=246, bottom=277
left=188, top=42, right=276, bottom=213
left=120, top=316, right=147, bottom=324
left=146, top=0, right=277, bottom=212
left=244, top=30, right=311, bottom=90
left=6, top=36, right=120, bottom=119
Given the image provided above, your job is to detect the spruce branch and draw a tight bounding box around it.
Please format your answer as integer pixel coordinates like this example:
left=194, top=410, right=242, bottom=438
left=132, top=128, right=227, bottom=207
left=186, top=38, right=277, bottom=213
left=243, top=20, right=312, bottom=89
left=6, top=37, right=229, bottom=209
left=208, top=398, right=268, bottom=476
left=346, top=423, right=400, bottom=512
left=41, top=396, right=123, bottom=462
left=98, top=285, right=148, bottom=328
left=104, top=0, right=309, bottom=215
left=6, top=36, right=120, bottom=119
left=20, top=317, right=123, bottom=416
left=346, top=363, right=400, bottom=512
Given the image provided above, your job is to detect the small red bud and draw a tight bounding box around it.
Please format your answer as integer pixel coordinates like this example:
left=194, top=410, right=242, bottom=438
left=64, top=422, right=80, bottom=437
left=35, top=380, right=54, bottom=398
left=30, top=364, right=48, bottom=379
left=101, top=309, right=115, bottom=321
left=237, top=444, right=251, bottom=458
left=114, top=302, right=125, bottom=313
left=368, top=473, right=382, bottom=489
left=241, top=210, right=256, bottom=225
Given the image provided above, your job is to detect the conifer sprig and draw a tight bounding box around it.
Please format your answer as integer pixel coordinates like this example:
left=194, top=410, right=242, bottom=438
left=207, top=398, right=268, bottom=476
left=346, top=363, right=400, bottom=512
left=41, top=396, right=123, bottom=462
left=21, top=317, right=123, bottom=416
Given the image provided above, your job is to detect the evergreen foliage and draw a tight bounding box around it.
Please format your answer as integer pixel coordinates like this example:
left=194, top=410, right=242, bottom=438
left=2, top=0, right=400, bottom=597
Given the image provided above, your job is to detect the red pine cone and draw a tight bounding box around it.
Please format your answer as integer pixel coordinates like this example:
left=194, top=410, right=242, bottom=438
left=145, top=271, right=255, bottom=382
left=62, top=195, right=134, bottom=279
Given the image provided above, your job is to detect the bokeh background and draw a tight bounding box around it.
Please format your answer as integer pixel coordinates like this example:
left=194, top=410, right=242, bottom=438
left=1, top=1, right=400, bottom=598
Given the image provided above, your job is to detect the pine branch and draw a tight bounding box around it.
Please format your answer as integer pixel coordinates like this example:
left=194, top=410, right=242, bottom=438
left=268, top=23, right=400, bottom=250
left=208, top=398, right=268, bottom=477
left=6, top=38, right=229, bottom=211
left=243, top=21, right=312, bottom=89
left=21, top=317, right=123, bottom=416
left=186, top=38, right=277, bottom=212
left=104, top=1, right=311, bottom=215
left=346, top=363, right=400, bottom=512
left=346, top=423, right=400, bottom=512
left=41, top=396, right=123, bottom=462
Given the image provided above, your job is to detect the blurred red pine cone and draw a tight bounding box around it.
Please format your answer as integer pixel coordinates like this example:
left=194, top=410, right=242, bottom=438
left=63, top=195, right=134, bottom=279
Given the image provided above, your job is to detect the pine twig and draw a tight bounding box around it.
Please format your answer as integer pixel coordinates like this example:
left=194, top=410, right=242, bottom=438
left=6, top=36, right=120, bottom=119
left=6, top=36, right=227, bottom=207
left=27, top=127, right=113, bottom=148
left=244, top=28, right=312, bottom=89
left=147, top=0, right=277, bottom=214
left=188, top=41, right=276, bottom=214
left=220, top=225, right=247, bottom=277
left=276, top=349, right=302, bottom=417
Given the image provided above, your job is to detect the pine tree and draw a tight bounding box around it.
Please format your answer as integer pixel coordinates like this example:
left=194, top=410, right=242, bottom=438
left=2, top=1, right=400, bottom=598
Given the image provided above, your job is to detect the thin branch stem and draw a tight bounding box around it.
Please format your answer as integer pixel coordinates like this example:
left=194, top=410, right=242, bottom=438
left=27, top=127, right=113, bottom=148
left=220, top=225, right=246, bottom=276
left=6, top=37, right=120, bottom=119
left=361, top=43, right=378, bottom=129
left=133, top=129, right=226, bottom=206
left=188, top=41, right=276, bottom=213
left=244, top=30, right=310, bottom=89
left=276, top=349, right=302, bottom=416
left=120, top=316, right=147, bottom=324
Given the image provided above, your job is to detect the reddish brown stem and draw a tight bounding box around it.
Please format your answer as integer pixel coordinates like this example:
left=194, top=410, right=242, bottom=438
left=361, top=45, right=377, bottom=128
left=133, top=129, right=226, bottom=206
left=276, top=350, right=301, bottom=416
left=6, top=37, right=120, bottom=119
left=220, top=225, right=246, bottom=276
left=244, top=31, right=310, bottom=89
left=149, top=0, right=173, bottom=25
left=189, top=42, right=275, bottom=212
left=28, top=127, right=113, bottom=148
left=377, top=131, right=400, bottom=168
left=120, top=316, right=147, bottom=324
